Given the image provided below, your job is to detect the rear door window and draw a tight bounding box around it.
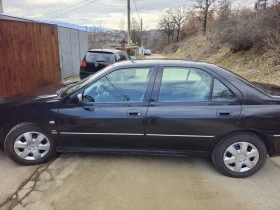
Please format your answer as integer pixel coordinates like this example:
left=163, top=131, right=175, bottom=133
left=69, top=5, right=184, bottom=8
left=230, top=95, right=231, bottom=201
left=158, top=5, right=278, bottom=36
left=86, top=52, right=115, bottom=63
left=212, top=79, right=235, bottom=100
left=159, top=67, right=212, bottom=101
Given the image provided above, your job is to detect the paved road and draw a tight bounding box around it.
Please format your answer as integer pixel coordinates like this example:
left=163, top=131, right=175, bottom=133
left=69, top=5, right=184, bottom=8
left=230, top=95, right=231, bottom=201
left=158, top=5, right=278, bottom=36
left=144, top=53, right=165, bottom=59
left=1, top=54, right=280, bottom=209
left=1, top=148, right=280, bottom=210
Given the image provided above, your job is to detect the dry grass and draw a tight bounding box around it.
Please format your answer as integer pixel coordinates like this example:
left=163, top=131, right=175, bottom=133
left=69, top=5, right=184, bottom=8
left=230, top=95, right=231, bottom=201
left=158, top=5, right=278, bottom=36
left=165, top=35, right=280, bottom=85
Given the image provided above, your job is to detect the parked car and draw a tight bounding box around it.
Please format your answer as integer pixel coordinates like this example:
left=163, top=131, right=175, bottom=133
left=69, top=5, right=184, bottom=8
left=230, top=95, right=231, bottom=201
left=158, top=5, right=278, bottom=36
left=80, top=49, right=130, bottom=79
left=144, top=49, right=151, bottom=56
left=130, top=56, right=137, bottom=60
left=1, top=60, right=280, bottom=178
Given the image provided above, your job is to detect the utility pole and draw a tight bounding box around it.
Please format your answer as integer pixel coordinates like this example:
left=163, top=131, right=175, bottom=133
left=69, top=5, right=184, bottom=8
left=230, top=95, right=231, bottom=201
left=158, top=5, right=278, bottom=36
left=127, top=0, right=131, bottom=49
left=140, top=18, right=143, bottom=46
left=0, top=0, right=4, bottom=13
left=140, top=18, right=143, bottom=55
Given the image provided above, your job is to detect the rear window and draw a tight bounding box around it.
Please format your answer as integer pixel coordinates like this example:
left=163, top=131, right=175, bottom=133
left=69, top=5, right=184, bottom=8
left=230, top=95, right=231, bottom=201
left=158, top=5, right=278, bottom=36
left=86, top=52, right=115, bottom=63
left=251, top=82, right=280, bottom=96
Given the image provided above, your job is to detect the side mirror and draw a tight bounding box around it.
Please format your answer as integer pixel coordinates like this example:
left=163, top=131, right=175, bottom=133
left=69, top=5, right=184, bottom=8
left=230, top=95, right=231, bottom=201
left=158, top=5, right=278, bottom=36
left=77, top=93, right=83, bottom=105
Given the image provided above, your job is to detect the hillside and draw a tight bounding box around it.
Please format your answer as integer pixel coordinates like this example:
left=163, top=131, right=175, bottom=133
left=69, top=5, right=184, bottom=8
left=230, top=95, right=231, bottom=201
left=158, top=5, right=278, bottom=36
left=164, top=35, right=280, bottom=86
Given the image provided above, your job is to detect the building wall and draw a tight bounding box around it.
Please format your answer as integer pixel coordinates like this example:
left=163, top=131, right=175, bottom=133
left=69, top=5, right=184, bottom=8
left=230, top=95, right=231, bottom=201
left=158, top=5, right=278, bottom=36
left=0, top=20, right=61, bottom=98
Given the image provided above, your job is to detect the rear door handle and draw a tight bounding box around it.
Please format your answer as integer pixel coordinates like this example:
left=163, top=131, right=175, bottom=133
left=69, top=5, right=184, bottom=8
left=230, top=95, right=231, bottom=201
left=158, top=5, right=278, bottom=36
left=127, top=110, right=142, bottom=117
left=217, top=110, right=232, bottom=117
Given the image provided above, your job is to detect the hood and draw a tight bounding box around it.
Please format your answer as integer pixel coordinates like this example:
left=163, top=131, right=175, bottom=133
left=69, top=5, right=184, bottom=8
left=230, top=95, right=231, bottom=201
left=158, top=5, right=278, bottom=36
left=0, top=83, right=62, bottom=106
left=252, top=82, right=280, bottom=97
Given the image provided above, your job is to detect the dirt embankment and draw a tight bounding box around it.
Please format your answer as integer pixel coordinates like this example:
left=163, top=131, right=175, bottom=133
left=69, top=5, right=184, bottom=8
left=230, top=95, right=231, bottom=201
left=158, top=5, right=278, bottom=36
left=163, top=35, right=280, bottom=86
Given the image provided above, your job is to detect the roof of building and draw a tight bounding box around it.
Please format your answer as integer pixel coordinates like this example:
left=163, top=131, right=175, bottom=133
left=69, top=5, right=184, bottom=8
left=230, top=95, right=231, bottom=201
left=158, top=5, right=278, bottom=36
left=0, top=13, right=87, bottom=31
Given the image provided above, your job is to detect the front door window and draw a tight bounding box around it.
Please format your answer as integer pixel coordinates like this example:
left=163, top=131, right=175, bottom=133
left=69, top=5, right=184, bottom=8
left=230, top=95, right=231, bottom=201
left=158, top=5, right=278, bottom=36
left=83, top=67, right=153, bottom=103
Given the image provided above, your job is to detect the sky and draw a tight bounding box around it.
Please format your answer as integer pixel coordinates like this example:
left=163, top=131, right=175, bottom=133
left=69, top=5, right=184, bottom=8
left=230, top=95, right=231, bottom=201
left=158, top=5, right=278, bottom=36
left=2, top=0, right=256, bottom=30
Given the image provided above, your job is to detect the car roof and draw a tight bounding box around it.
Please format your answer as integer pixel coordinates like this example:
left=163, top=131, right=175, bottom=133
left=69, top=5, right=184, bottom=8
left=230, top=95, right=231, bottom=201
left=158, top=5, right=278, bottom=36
left=113, top=59, right=208, bottom=67
left=113, top=59, right=277, bottom=99
left=112, top=59, right=248, bottom=88
left=88, top=49, right=123, bottom=53
left=113, top=59, right=237, bottom=76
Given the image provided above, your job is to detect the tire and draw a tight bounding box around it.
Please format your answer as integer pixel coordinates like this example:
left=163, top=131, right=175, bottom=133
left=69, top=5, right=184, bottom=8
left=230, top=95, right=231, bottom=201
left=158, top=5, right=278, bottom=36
left=4, top=122, right=57, bottom=165
left=211, top=132, right=267, bottom=178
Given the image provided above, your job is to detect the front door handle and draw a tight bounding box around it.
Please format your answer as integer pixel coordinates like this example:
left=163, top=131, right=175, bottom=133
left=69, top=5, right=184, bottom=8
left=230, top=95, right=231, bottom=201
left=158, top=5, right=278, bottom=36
left=127, top=110, right=142, bottom=117
left=217, top=110, right=232, bottom=117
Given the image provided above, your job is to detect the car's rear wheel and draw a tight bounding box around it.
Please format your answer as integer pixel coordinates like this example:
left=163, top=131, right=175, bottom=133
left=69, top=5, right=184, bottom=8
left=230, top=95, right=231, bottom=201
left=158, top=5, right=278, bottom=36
left=211, top=133, right=267, bottom=178
left=4, top=122, right=56, bottom=165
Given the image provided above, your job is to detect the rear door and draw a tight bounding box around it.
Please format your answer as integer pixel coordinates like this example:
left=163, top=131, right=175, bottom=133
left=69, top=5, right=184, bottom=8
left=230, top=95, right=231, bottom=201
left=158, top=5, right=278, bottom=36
left=145, top=65, right=242, bottom=152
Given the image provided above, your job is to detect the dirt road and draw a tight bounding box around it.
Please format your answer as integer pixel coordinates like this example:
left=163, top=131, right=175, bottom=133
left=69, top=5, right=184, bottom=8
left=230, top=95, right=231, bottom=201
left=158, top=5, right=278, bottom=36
left=144, top=54, right=165, bottom=59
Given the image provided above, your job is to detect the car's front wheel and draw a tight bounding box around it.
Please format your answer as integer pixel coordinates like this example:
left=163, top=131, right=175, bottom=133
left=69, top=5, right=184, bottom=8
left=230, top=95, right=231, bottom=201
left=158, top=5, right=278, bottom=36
left=4, top=122, right=57, bottom=165
left=211, top=133, right=267, bottom=178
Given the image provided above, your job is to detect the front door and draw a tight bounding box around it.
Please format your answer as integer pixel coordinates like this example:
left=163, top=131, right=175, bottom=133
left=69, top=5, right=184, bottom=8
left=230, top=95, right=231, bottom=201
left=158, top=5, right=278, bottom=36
left=57, top=66, right=157, bottom=149
left=145, top=65, right=242, bottom=152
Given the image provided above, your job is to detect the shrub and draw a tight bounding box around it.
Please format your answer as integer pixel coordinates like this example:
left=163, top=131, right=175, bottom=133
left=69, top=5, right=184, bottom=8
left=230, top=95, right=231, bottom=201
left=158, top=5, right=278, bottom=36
left=212, top=4, right=280, bottom=52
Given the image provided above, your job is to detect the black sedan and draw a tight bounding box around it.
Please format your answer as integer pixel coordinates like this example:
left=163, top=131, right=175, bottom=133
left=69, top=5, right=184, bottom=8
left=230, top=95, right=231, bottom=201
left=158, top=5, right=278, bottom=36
left=1, top=60, right=280, bottom=178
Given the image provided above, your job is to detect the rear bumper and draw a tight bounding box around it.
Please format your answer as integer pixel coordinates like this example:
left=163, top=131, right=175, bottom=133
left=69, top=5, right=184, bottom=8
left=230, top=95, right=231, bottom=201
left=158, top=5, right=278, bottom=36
left=79, top=72, right=90, bottom=80
left=79, top=68, right=98, bottom=80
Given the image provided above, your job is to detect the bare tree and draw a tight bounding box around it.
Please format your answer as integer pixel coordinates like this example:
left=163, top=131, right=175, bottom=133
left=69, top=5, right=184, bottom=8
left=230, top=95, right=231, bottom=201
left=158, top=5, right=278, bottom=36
left=167, top=5, right=188, bottom=42
left=194, top=0, right=217, bottom=34
left=88, top=20, right=106, bottom=49
left=217, top=0, right=232, bottom=21
left=180, top=10, right=201, bottom=40
left=131, top=17, right=142, bottom=45
left=119, top=17, right=125, bottom=31
left=158, top=12, right=176, bottom=44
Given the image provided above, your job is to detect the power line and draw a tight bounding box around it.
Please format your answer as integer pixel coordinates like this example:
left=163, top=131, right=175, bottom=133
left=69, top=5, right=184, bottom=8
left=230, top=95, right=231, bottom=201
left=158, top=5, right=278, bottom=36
left=133, top=0, right=141, bottom=21
left=24, top=0, right=126, bottom=21
left=42, top=1, right=95, bottom=22
left=21, top=0, right=55, bottom=13
left=85, top=0, right=126, bottom=7
left=37, top=0, right=88, bottom=18
left=59, top=14, right=126, bottom=22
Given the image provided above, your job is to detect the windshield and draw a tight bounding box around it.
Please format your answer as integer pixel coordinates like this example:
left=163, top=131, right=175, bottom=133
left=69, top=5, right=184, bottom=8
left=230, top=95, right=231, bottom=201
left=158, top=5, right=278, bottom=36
left=59, top=65, right=114, bottom=97
left=86, top=52, right=115, bottom=63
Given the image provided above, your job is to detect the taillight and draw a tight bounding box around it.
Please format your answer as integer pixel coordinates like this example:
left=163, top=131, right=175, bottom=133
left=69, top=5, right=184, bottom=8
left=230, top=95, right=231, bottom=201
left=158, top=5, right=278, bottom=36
left=80, top=61, right=86, bottom=68
left=108, top=63, right=112, bottom=66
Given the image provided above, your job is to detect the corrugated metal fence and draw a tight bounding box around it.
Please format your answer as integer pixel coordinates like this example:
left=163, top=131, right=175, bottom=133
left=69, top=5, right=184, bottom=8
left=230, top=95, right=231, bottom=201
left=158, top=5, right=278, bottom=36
left=0, top=20, right=61, bottom=98
left=58, top=27, right=88, bottom=80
